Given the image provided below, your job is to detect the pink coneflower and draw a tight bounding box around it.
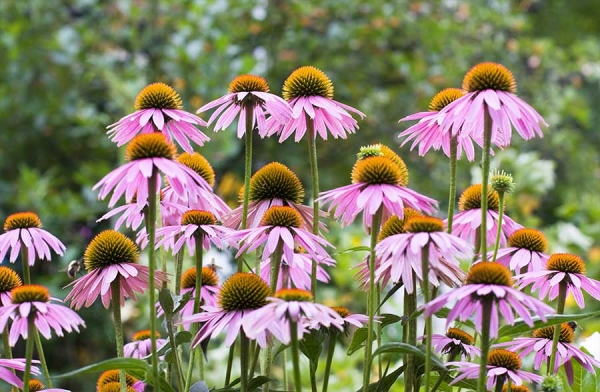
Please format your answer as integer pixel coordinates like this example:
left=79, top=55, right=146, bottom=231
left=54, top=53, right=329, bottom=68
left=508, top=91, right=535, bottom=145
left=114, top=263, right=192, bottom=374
left=184, top=273, right=272, bottom=348
left=399, top=88, right=479, bottom=161
left=515, top=253, right=600, bottom=308
left=372, top=216, right=470, bottom=294
left=0, top=266, right=22, bottom=306
left=496, top=323, right=600, bottom=384
left=227, top=206, right=333, bottom=264
left=424, top=262, right=554, bottom=338
left=65, top=230, right=167, bottom=310
left=435, top=62, right=546, bottom=148
left=93, top=133, right=211, bottom=209
left=0, top=212, right=66, bottom=266
left=491, top=228, right=549, bottom=273
left=0, top=284, right=85, bottom=346
left=265, top=66, right=365, bottom=142
left=428, top=327, right=480, bottom=360
left=197, top=74, right=291, bottom=138
left=96, top=370, right=145, bottom=392
left=326, top=306, right=369, bottom=334
left=222, top=162, right=324, bottom=231
left=26, top=379, right=71, bottom=391
left=318, top=144, right=437, bottom=229
left=451, top=184, right=521, bottom=247
left=448, top=349, right=543, bottom=390
left=107, top=82, right=209, bottom=153
left=243, top=289, right=344, bottom=344
left=0, top=358, right=40, bottom=389
left=124, top=330, right=168, bottom=359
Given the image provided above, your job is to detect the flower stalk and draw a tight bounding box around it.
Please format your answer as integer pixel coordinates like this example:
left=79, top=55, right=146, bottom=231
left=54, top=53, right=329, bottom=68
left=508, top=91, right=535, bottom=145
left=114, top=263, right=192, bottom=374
left=492, top=191, right=506, bottom=262
left=240, top=105, right=255, bottom=238
left=240, top=332, right=250, bottom=392
left=33, top=330, right=51, bottom=387
left=20, top=247, right=31, bottom=285
left=23, top=316, right=35, bottom=392
left=422, top=244, right=433, bottom=392
left=477, top=297, right=493, bottom=392
left=322, top=330, right=338, bottom=392
left=290, top=320, right=303, bottom=392
left=480, top=106, right=492, bottom=262
left=306, top=113, right=320, bottom=299
left=447, top=136, right=458, bottom=234
left=548, top=282, right=568, bottom=373
left=110, top=279, right=127, bottom=392
left=146, top=170, right=160, bottom=391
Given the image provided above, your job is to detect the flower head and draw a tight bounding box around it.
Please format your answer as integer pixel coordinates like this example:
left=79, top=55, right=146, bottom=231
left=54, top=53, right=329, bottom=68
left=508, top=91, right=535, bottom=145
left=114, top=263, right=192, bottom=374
left=0, top=284, right=85, bottom=346
left=0, top=358, right=40, bottom=389
left=265, top=66, right=365, bottom=142
left=0, top=266, right=22, bottom=306
left=326, top=306, right=368, bottom=335
left=65, top=230, right=167, bottom=309
left=198, top=74, right=291, bottom=138
left=429, top=328, right=480, bottom=360
left=97, top=369, right=145, bottom=392
left=27, top=379, right=71, bottom=391
left=492, top=228, right=549, bottom=273
left=491, top=169, right=516, bottom=194
left=107, top=82, right=209, bottom=153
left=424, top=262, right=554, bottom=338
left=515, top=253, right=600, bottom=308
left=124, top=330, right=168, bottom=360
left=0, top=212, right=66, bottom=266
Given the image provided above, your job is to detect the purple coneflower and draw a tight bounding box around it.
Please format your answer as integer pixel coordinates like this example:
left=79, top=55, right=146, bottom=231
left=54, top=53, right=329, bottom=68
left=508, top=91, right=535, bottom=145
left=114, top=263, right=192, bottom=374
left=0, top=358, right=40, bottom=389
left=65, top=230, right=167, bottom=310
left=198, top=74, right=291, bottom=138
left=496, top=323, right=600, bottom=384
left=93, top=133, right=211, bottom=209
left=0, top=212, right=65, bottom=266
left=0, top=284, right=85, bottom=346
left=491, top=228, right=549, bottom=273
left=265, top=66, right=365, bottom=142
left=318, top=144, right=437, bottom=229
left=429, top=327, right=480, bottom=361
left=399, top=88, right=479, bottom=161
left=435, top=62, right=546, bottom=148
left=222, top=162, right=324, bottom=231
left=515, top=253, right=600, bottom=308
left=451, top=184, right=521, bottom=247
left=0, top=266, right=22, bottom=306
left=424, top=262, right=554, bottom=338
left=123, top=330, right=168, bottom=360
left=326, top=306, right=368, bottom=333
left=26, top=379, right=70, bottom=391
left=107, top=82, right=209, bottom=153
left=96, top=370, right=145, bottom=392
left=448, top=348, right=543, bottom=390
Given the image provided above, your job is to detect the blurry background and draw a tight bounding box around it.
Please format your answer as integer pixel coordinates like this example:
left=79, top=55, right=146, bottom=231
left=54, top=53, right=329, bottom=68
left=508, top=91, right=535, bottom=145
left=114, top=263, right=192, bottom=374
left=1, top=0, right=600, bottom=389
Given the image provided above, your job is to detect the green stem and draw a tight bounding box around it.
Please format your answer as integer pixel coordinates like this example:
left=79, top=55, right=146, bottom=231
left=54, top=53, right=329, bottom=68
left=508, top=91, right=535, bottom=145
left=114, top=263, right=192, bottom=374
left=240, top=333, right=250, bottom=392
left=111, top=280, right=127, bottom=392
left=477, top=298, right=493, bottom=392
left=404, top=286, right=417, bottom=392
left=193, top=235, right=205, bottom=381
left=240, top=105, right=254, bottom=236
left=174, top=237, right=184, bottom=295
left=290, top=321, right=303, bottom=392
left=447, top=135, right=458, bottom=234
left=376, top=286, right=382, bottom=378
left=2, top=325, right=13, bottom=361
left=23, top=316, right=35, bottom=392
left=491, top=192, right=505, bottom=262
left=21, top=247, right=31, bottom=285
left=494, top=378, right=504, bottom=392
left=480, top=105, right=492, bottom=262
left=225, top=345, right=235, bottom=385
left=306, top=113, right=320, bottom=299
left=310, top=366, right=318, bottom=392
left=322, top=331, right=337, bottom=392
left=166, top=309, right=185, bottom=391
left=548, top=282, right=567, bottom=373
left=363, top=207, right=383, bottom=391
left=33, top=329, right=51, bottom=387
left=422, top=244, right=432, bottom=392
left=184, top=348, right=196, bottom=392
left=249, top=344, right=261, bottom=379
left=269, top=241, right=284, bottom=291
left=146, top=170, right=160, bottom=391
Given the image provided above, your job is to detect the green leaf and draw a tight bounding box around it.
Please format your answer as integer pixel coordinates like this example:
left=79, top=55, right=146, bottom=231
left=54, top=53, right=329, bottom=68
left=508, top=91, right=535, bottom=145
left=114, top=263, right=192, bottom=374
left=52, top=357, right=149, bottom=379
left=582, top=368, right=599, bottom=392
left=159, top=288, right=175, bottom=316
left=347, top=327, right=373, bottom=356
left=299, top=331, right=323, bottom=366
left=336, top=246, right=371, bottom=255
left=380, top=313, right=402, bottom=328
left=176, top=330, right=193, bottom=345
left=355, top=365, right=405, bottom=392
left=273, top=343, right=289, bottom=360
left=249, top=376, right=273, bottom=391
left=371, top=343, right=447, bottom=371
left=498, top=310, right=600, bottom=337
left=375, top=282, right=403, bottom=313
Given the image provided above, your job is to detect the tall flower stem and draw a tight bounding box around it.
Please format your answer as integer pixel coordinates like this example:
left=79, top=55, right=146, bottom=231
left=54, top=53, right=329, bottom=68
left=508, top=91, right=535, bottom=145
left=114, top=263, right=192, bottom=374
left=146, top=170, right=160, bottom=391
left=404, top=286, right=417, bottom=392
left=111, top=280, right=127, bottom=392
left=362, top=207, right=383, bottom=391
left=239, top=106, right=255, bottom=266
left=23, top=316, right=35, bottom=392
left=225, top=345, right=235, bottom=385
left=477, top=298, right=493, bottom=392
left=491, top=192, right=506, bottom=262
left=33, top=330, right=51, bottom=387
left=421, top=244, right=432, bottom=392
left=447, top=136, right=458, bottom=234
left=2, top=325, right=13, bottom=360
left=263, top=241, right=284, bottom=392
left=166, top=307, right=185, bottom=391
left=480, top=106, right=492, bottom=262
left=20, top=248, right=31, bottom=285
left=548, top=282, right=567, bottom=373
left=306, top=114, right=320, bottom=299
left=240, top=332, right=250, bottom=392
left=322, top=330, right=337, bottom=392
left=290, top=320, right=303, bottom=392
left=174, top=240, right=184, bottom=295
left=193, top=235, right=205, bottom=380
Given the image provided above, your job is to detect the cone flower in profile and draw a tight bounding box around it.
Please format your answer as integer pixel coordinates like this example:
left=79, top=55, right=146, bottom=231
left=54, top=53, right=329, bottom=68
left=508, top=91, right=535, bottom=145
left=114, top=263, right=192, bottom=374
left=429, top=328, right=481, bottom=360
left=96, top=369, right=145, bottom=392
left=123, top=330, right=168, bottom=360
left=0, top=358, right=41, bottom=389
left=25, top=379, right=71, bottom=391
left=491, top=228, right=550, bottom=273
left=107, top=82, right=209, bottom=152
left=0, top=266, right=22, bottom=306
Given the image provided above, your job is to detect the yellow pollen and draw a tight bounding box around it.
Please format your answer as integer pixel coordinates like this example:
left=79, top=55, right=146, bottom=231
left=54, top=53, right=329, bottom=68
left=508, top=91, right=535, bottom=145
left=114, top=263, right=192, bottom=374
left=466, top=262, right=512, bottom=287
left=218, top=273, right=271, bottom=311
left=458, top=184, right=500, bottom=211
left=331, top=306, right=350, bottom=318
left=97, top=382, right=137, bottom=392
left=533, top=323, right=574, bottom=343
left=446, top=328, right=475, bottom=345
left=351, top=156, right=406, bottom=186
left=275, top=288, right=313, bottom=302
left=97, top=369, right=139, bottom=388
left=4, top=212, right=42, bottom=231
left=378, top=209, right=424, bottom=241
left=132, top=329, right=160, bottom=341
left=244, top=162, right=305, bottom=203
left=487, top=348, right=522, bottom=370
left=28, top=380, right=45, bottom=392
left=134, top=82, right=183, bottom=110
left=181, top=210, right=218, bottom=227
left=125, top=133, right=177, bottom=161
left=503, top=385, right=529, bottom=392
left=546, top=253, right=586, bottom=274
left=0, top=266, right=22, bottom=293
left=508, top=228, right=548, bottom=253
left=462, top=62, right=517, bottom=93
left=260, top=206, right=303, bottom=228
left=84, top=230, right=139, bottom=272
left=181, top=266, right=219, bottom=289
left=282, top=66, right=334, bottom=101
left=177, top=152, right=215, bottom=187
left=428, top=88, right=466, bottom=112
left=11, top=284, right=50, bottom=304
left=228, top=74, right=270, bottom=94
left=404, top=216, right=444, bottom=233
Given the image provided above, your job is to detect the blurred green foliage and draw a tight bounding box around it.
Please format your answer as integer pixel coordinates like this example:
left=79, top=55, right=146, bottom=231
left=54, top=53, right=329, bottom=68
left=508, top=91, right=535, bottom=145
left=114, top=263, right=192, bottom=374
left=2, top=0, right=600, bottom=389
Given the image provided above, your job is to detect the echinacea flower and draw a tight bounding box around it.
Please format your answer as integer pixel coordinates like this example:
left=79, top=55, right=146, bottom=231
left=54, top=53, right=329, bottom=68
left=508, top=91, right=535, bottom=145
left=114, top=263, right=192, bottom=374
left=227, top=206, right=334, bottom=264
left=435, top=62, right=547, bottom=148
left=197, top=74, right=292, bottom=138
left=372, top=216, right=470, bottom=293
left=0, top=358, right=40, bottom=389
left=0, top=266, right=22, bottom=306
left=429, top=327, right=480, bottom=360
left=327, top=306, right=369, bottom=335
left=399, top=88, right=479, bottom=161
left=515, top=253, right=600, bottom=308
left=318, top=144, right=437, bottom=229
left=424, top=262, right=554, bottom=338
left=65, top=230, right=167, bottom=310
left=124, top=330, right=168, bottom=360
left=184, top=273, right=272, bottom=348
left=25, top=379, right=71, bottom=391
left=496, top=323, right=600, bottom=384
left=0, top=212, right=66, bottom=266
left=94, top=133, right=211, bottom=209
left=243, top=289, right=344, bottom=344
left=96, top=369, right=145, bottom=392
left=222, top=162, right=325, bottom=231
left=0, top=284, right=85, bottom=346
left=492, top=228, right=549, bottom=273
left=107, top=82, right=209, bottom=153
left=451, top=184, right=521, bottom=247
left=265, top=66, right=365, bottom=142
left=448, top=349, right=543, bottom=389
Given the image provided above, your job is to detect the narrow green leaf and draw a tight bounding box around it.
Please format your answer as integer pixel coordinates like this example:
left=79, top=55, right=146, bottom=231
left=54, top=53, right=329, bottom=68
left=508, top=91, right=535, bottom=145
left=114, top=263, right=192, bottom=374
left=249, top=376, right=273, bottom=391
left=347, top=327, right=374, bottom=356
left=335, top=246, right=371, bottom=255
left=355, top=365, right=404, bottom=392
left=582, top=369, right=599, bottom=392
left=375, top=282, right=403, bottom=313
left=159, top=288, right=174, bottom=316
left=498, top=310, right=600, bottom=337
left=380, top=313, right=402, bottom=328
left=299, top=332, right=323, bottom=366
left=52, top=357, right=149, bottom=379
left=371, top=343, right=447, bottom=371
